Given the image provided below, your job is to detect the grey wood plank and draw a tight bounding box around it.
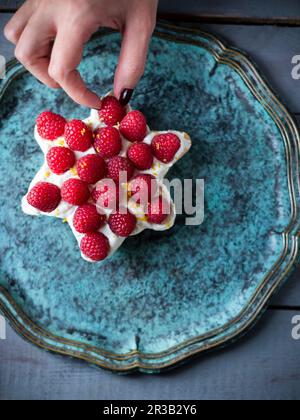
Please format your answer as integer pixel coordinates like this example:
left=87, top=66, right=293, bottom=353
left=0, top=310, right=299, bottom=400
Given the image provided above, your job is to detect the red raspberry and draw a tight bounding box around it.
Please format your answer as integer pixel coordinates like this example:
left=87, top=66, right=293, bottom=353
left=120, top=111, right=147, bottom=142
left=127, top=143, right=153, bottom=170
left=98, top=96, right=126, bottom=126
left=92, top=179, right=119, bottom=210
left=73, top=204, right=106, bottom=234
left=46, top=147, right=75, bottom=175
left=80, top=232, right=110, bottom=262
left=27, top=182, right=61, bottom=213
left=94, top=127, right=122, bottom=158
left=129, top=174, right=157, bottom=204
left=107, top=156, right=134, bottom=183
left=65, top=120, right=93, bottom=152
left=77, top=154, right=106, bottom=184
left=61, top=179, right=90, bottom=206
left=108, top=209, right=137, bottom=237
left=147, top=196, right=169, bottom=224
left=36, top=111, right=66, bottom=140
left=151, top=133, right=181, bottom=163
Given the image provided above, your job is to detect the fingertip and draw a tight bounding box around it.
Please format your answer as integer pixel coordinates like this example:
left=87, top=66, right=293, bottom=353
left=119, top=88, right=134, bottom=106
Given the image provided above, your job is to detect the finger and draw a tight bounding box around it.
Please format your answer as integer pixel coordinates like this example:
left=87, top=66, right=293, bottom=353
left=114, top=19, right=155, bottom=99
left=14, top=15, right=59, bottom=88
left=4, top=0, right=36, bottom=44
left=49, top=27, right=102, bottom=109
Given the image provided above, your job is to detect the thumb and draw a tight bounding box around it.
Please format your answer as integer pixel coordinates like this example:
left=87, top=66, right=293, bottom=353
left=114, top=21, right=154, bottom=102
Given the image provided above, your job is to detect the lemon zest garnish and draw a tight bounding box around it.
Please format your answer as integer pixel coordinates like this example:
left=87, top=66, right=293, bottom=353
left=57, top=139, right=65, bottom=147
left=62, top=218, right=68, bottom=224
left=44, top=171, right=51, bottom=178
left=70, top=167, right=78, bottom=176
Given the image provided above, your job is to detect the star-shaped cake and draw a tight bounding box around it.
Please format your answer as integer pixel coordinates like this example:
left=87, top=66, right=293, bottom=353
left=22, top=94, right=192, bottom=262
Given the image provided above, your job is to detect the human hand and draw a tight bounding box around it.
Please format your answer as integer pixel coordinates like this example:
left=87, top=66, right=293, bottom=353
left=4, top=0, right=158, bottom=108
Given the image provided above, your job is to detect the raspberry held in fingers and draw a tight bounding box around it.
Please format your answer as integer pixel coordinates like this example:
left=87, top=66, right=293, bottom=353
left=99, top=96, right=126, bottom=126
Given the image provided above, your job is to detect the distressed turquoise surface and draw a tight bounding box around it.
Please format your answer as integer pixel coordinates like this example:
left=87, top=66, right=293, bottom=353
left=0, top=26, right=299, bottom=372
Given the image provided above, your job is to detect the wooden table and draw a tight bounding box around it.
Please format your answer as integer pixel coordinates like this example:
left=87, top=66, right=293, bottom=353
left=0, top=0, right=300, bottom=401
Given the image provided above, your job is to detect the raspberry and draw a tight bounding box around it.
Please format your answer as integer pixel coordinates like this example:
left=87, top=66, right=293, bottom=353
left=94, top=127, right=122, bottom=158
left=147, top=196, right=169, bottom=224
left=46, top=147, right=75, bottom=175
left=73, top=204, right=106, bottom=234
left=65, top=120, right=93, bottom=152
left=108, top=209, right=137, bottom=237
left=107, top=156, right=134, bottom=183
left=151, top=133, right=181, bottom=163
left=61, top=179, right=90, bottom=206
left=98, top=96, right=126, bottom=126
left=128, top=174, right=156, bottom=204
left=127, top=143, right=153, bottom=170
left=120, top=111, right=147, bottom=142
left=36, top=111, right=66, bottom=140
left=27, top=182, right=61, bottom=213
left=92, top=179, right=119, bottom=210
left=77, top=154, right=106, bottom=184
left=80, top=232, right=110, bottom=261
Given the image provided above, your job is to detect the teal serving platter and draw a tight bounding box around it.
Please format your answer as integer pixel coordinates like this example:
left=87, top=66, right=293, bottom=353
left=0, top=23, right=300, bottom=373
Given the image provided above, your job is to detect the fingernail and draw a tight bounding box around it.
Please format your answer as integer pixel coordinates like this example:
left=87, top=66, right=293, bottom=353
left=119, top=89, right=134, bottom=106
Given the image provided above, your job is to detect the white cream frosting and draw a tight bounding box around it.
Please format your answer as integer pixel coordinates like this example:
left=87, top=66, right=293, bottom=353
left=22, top=97, right=192, bottom=262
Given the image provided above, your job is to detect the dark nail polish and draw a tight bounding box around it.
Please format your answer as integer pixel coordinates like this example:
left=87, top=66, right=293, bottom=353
left=119, top=89, right=134, bottom=106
